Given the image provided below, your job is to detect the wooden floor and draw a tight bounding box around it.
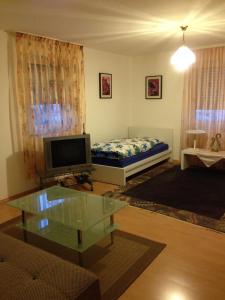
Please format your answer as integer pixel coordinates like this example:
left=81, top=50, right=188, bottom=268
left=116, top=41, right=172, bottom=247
left=1, top=181, right=225, bottom=300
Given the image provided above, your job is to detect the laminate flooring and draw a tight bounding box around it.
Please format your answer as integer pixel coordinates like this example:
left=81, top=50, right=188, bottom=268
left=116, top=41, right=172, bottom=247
left=1, top=181, right=225, bottom=300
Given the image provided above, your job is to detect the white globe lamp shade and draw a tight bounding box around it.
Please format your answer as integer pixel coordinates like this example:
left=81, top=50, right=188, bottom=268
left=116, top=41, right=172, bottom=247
left=170, top=45, right=196, bottom=71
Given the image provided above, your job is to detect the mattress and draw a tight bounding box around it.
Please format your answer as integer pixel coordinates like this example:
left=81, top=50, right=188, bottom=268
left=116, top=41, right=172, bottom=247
left=92, top=142, right=169, bottom=167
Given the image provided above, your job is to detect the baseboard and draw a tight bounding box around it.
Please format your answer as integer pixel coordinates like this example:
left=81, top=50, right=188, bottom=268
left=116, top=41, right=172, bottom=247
left=0, top=187, right=40, bottom=203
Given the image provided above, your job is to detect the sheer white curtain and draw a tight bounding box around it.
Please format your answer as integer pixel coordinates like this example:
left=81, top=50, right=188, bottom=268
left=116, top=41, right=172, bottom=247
left=181, top=47, right=225, bottom=149
left=11, top=33, right=85, bottom=177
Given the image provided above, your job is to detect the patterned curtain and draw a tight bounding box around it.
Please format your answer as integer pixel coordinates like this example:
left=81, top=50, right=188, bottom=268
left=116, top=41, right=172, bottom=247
left=16, top=33, right=85, bottom=177
left=181, top=47, right=225, bottom=149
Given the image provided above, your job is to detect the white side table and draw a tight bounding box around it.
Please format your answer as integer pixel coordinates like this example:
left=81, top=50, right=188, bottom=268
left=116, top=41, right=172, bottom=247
left=181, top=148, right=225, bottom=170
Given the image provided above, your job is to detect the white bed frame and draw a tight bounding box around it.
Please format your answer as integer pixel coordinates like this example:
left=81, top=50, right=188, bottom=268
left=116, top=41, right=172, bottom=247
left=92, top=127, right=173, bottom=186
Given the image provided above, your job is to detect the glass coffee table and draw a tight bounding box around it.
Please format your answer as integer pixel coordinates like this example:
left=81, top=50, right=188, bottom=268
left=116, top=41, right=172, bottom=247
left=8, top=186, right=127, bottom=264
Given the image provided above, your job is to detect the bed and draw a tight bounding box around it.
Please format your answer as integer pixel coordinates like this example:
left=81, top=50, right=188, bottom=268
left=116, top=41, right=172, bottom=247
left=91, top=127, right=173, bottom=186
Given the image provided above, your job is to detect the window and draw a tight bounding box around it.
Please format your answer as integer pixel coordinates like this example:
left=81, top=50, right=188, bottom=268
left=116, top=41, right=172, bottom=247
left=29, top=63, right=75, bottom=136
left=182, top=47, right=225, bottom=149
left=196, top=109, right=225, bottom=122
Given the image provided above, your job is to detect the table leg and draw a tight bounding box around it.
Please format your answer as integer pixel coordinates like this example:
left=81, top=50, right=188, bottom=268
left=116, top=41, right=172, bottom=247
left=78, top=252, right=83, bottom=266
left=21, top=210, right=27, bottom=242
left=77, top=230, right=82, bottom=246
left=110, top=215, right=114, bottom=245
left=77, top=230, right=83, bottom=266
left=181, top=152, right=189, bottom=170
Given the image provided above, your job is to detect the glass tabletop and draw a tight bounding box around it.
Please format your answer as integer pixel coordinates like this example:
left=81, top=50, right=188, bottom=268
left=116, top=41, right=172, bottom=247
left=9, top=186, right=127, bottom=231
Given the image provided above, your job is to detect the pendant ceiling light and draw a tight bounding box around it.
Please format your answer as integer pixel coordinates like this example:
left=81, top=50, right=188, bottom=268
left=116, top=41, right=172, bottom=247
left=171, top=26, right=196, bottom=72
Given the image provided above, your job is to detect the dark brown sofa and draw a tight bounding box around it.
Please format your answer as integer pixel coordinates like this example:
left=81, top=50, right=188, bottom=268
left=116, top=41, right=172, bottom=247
left=0, top=232, right=101, bottom=300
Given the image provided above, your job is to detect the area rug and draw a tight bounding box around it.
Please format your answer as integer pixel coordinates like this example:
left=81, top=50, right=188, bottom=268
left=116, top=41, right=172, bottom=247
left=0, top=218, right=166, bottom=300
left=105, top=162, right=225, bottom=234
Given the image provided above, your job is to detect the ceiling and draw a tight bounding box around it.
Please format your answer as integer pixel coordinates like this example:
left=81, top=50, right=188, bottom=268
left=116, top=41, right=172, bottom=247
left=0, top=0, right=225, bottom=55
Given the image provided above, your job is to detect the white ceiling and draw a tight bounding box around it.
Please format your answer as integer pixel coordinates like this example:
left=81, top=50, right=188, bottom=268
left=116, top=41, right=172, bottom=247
left=0, top=0, right=225, bottom=55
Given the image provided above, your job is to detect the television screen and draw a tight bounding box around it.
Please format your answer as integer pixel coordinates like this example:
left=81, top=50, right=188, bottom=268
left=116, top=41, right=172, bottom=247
left=51, top=139, right=86, bottom=168
left=43, top=134, right=91, bottom=175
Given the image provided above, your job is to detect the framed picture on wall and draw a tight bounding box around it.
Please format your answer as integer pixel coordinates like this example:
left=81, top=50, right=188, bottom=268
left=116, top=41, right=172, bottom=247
left=99, top=73, right=112, bottom=98
left=145, top=75, right=162, bottom=99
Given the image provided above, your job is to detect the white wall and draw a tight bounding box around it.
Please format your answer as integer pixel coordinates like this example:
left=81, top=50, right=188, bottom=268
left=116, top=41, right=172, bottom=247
left=131, top=51, right=184, bottom=159
left=84, top=48, right=132, bottom=144
left=85, top=48, right=184, bottom=158
left=0, top=30, right=35, bottom=200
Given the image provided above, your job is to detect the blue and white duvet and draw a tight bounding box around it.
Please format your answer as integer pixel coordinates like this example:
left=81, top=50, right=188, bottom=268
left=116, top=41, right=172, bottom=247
left=91, top=137, right=161, bottom=160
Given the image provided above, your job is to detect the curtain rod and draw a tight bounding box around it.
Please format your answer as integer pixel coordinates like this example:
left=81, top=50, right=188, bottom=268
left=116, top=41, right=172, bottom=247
left=6, top=30, right=83, bottom=47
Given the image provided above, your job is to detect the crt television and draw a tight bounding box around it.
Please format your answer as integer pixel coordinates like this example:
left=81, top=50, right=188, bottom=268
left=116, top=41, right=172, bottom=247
left=43, top=134, right=91, bottom=175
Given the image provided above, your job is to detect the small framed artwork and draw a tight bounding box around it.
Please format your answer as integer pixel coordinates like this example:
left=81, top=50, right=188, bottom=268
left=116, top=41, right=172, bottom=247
left=99, top=73, right=112, bottom=99
left=145, top=75, right=162, bottom=99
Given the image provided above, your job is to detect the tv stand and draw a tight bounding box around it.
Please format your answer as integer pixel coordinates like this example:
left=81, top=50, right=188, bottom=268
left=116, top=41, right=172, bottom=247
left=60, top=171, right=93, bottom=191
left=39, top=168, right=94, bottom=191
